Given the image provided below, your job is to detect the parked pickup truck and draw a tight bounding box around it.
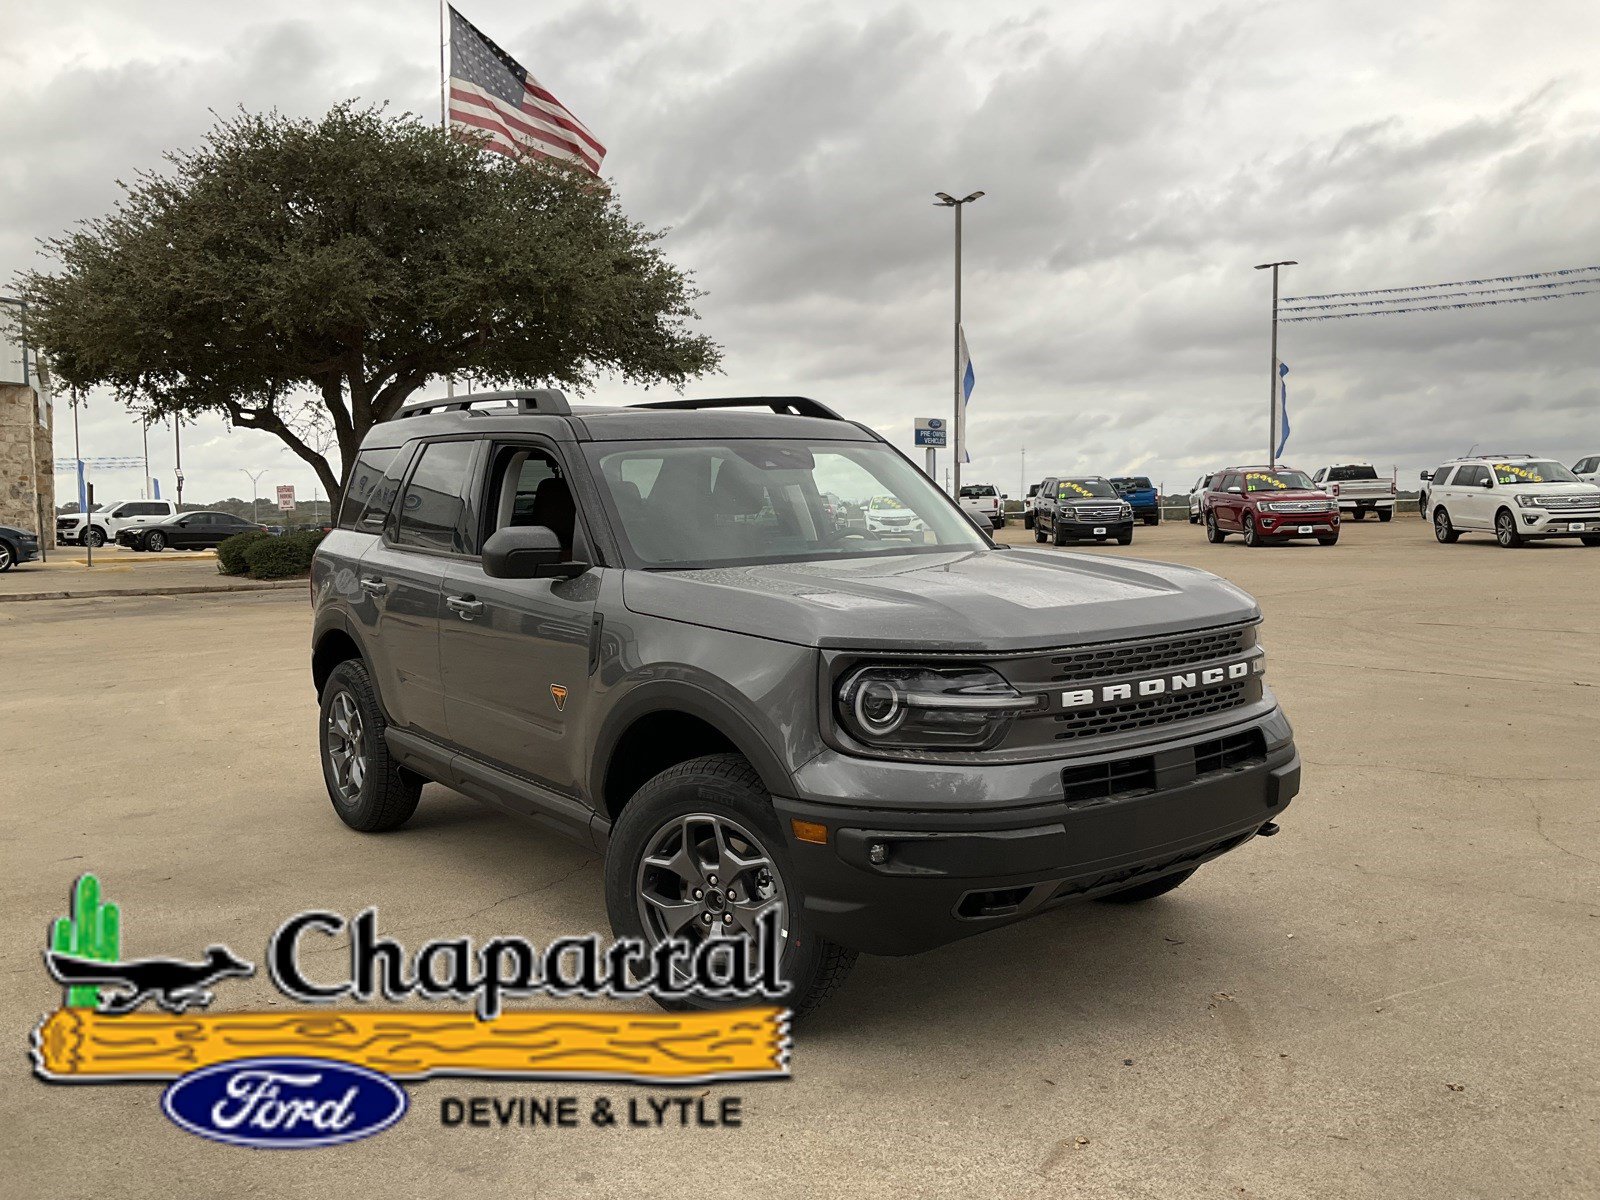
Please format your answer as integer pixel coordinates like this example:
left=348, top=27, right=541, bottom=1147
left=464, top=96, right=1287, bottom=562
left=958, top=482, right=1004, bottom=529
left=1109, top=477, right=1161, bottom=525
left=56, top=498, right=179, bottom=547
left=1308, top=463, right=1396, bottom=521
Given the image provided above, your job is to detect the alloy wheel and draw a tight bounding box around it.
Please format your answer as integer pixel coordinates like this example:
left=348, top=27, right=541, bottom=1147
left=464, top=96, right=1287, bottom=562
left=635, top=812, right=787, bottom=975
left=0, top=544, right=12, bottom=570
left=1434, top=510, right=1452, bottom=542
left=325, top=690, right=368, bottom=803
left=1496, top=511, right=1520, bottom=547
left=148, top=532, right=165, bottom=551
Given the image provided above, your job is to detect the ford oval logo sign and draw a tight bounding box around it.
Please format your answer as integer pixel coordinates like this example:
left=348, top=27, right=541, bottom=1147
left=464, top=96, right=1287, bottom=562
left=161, top=1057, right=407, bottom=1148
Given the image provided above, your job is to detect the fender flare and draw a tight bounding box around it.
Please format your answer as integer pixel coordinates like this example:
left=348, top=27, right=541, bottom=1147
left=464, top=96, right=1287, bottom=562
left=590, top=680, right=794, bottom=805
left=311, top=610, right=376, bottom=695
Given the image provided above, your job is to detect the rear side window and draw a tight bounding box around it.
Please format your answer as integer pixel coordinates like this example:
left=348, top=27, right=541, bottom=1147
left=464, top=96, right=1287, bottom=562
left=395, top=441, right=476, bottom=553
left=339, top=449, right=399, bottom=530
left=1430, top=466, right=1452, bottom=487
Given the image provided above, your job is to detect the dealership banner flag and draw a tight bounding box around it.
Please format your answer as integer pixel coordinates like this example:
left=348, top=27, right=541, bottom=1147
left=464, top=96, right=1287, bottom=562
left=1276, top=361, right=1291, bottom=459
left=446, top=5, right=607, bottom=174
left=959, top=326, right=975, bottom=463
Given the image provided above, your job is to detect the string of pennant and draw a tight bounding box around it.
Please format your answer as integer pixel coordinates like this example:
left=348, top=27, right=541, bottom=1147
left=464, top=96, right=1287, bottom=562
left=1283, top=264, right=1600, bottom=302
left=1282, top=275, right=1600, bottom=313
left=1279, top=288, right=1600, bottom=322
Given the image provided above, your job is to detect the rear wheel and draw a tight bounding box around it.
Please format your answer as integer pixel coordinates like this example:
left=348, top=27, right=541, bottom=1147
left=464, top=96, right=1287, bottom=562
left=1098, top=867, right=1197, bottom=904
left=1433, top=508, right=1459, bottom=543
left=1377, top=508, right=1393, bottom=523
left=318, top=659, right=423, bottom=832
left=1353, top=509, right=1367, bottom=521
left=606, top=754, right=856, bottom=1017
left=1494, top=508, right=1523, bottom=548
left=1206, top=512, right=1225, bottom=543
left=1034, top=523, right=1047, bottom=543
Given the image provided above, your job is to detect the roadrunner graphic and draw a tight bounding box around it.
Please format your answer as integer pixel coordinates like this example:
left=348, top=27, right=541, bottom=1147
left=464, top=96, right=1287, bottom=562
left=44, top=945, right=255, bottom=1014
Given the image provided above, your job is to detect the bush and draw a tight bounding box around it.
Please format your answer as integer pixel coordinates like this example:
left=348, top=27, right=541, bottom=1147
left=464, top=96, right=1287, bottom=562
left=216, top=529, right=271, bottom=575
left=241, top=529, right=326, bottom=579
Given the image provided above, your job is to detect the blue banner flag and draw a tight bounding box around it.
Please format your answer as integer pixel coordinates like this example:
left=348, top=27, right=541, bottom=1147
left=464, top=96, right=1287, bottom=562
left=1276, top=361, right=1291, bottom=459
left=958, top=326, right=975, bottom=463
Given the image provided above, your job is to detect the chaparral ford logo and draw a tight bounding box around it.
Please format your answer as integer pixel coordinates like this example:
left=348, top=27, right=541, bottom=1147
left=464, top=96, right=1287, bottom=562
left=162, top=1057, right=408, bottom=1149
left=1060, top=657, right=1264, bottom=708
left=32, top=875, right=789, bottom=1147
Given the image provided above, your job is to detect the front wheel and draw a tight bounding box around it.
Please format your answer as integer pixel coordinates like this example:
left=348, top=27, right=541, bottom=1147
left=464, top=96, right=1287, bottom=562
left=1243, top=513, right=1261, bottom=547
left=0, top=541, right=14, bottom=572
left=1494, top=508, right=1523, bottom=548
left=1052, top=521, right=1066, bottom=547
left=1023, top=512, right=1034, bottom=530
left=146, top=531, right=166, bottom=552
left=1206, top=512, right=1226, bottom=543
left=85, top=527, right=106, bottom=548
left=605, top=754, right=856, bottom=1017
left=1098, top=867, right=1197, bottom=904
left=1582, top=534, right=1600, bottom=547
left=1352, top=509, right=1367, bottom=521
left=1116, top=530, right=1134, bottom=546
left=1433, top=508, right=1459, bottom=543
left=1317, top=534, right=1339, bottom=546
left=318, top=659, right=422, bottom=832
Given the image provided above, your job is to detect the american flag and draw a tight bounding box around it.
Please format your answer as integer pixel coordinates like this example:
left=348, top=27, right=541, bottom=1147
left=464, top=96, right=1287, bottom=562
left=446, top=6, right=606, bottom=175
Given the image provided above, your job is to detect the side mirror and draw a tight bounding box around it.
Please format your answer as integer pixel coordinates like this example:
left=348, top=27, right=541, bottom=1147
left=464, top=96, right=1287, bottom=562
left=1001, top=493, right=1009, bottom=500
left=1480, top=477, right=1495, bottom=489
left=1227, top=486, right=1243, bottom=495
left=176, top=518, right=190, bottom=526
left=1419, top=470, right=1432, bottom=481
left=483, top=526, right=588, bottom=580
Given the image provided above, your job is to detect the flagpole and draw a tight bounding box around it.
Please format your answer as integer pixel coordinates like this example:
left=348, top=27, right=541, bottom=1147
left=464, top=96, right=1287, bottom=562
left=440, top=0, right=455, bottom=398
left=935, top=190, right=983, bottom=497
left=1254, top=259, right=1296, bottom=469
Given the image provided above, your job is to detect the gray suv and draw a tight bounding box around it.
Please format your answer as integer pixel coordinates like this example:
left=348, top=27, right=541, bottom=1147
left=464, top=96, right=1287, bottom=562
left=310, top=391, right=1300, bottom=1012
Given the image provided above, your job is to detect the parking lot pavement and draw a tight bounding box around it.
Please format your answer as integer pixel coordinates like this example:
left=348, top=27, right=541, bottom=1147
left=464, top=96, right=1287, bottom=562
left=0, top=546, right=295, bottom=599
left=3, top=521, right=1597, bottom=1199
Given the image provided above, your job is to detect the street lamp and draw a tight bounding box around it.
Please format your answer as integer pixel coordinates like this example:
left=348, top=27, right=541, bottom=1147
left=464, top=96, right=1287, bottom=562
left=935, top=190, right=984, bottom=496
left=242, top=469, right=267, bottom=526
left=1254, top=259, right=1297, bottom=469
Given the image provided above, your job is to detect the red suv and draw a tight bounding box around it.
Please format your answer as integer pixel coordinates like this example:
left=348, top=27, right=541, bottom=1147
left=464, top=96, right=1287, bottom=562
left=1204, top=466, right=1339, bottom=547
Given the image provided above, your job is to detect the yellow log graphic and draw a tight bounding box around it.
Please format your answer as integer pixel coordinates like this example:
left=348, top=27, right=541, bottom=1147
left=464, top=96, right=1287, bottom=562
left=33, top=1007, right=789, bottom=1084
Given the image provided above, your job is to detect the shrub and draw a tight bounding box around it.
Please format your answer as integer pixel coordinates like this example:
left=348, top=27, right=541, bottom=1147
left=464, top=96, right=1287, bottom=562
left=216, top=529, right=271, bottom=575
left=242, top=529, right=326, bottom=580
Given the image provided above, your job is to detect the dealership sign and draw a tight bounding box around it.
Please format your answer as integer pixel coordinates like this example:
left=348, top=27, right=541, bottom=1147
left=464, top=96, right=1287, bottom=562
left=914, top=417, right=947, bottom=447
left=275, top=485, right=296, bottom=511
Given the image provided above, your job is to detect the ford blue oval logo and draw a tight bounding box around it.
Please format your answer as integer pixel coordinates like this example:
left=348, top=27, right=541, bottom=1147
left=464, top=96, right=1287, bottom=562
left=161, top=1057, right=407, bottom=1148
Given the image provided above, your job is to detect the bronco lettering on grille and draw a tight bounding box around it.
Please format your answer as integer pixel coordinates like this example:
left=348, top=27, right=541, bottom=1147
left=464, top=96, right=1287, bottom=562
left=1060, top=658, right=1261, bottom=709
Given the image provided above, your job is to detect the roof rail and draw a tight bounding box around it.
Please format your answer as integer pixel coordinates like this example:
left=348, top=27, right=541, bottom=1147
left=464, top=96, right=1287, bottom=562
left=1464, top=451, right=1536, bottom=459
left=394, top=389, right=572, bottom=420
left=629, top=395, right=845, bottom=421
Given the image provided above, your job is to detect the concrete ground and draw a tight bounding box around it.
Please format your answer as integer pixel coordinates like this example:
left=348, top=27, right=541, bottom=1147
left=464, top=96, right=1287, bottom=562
left=0, top=545, right=298, bottom=600
left=3, top=517, right=1597, bottom=1198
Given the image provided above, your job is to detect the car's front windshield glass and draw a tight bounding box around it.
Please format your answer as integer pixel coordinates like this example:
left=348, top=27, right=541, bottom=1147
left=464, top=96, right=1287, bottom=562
left=1492, top=461, right=1578, bottom=485
left=1058, top=479, right=1117, bottom=499
left=586, top=440, right=989, bottom=568
left=1244, top=470, right=1314, bottom=492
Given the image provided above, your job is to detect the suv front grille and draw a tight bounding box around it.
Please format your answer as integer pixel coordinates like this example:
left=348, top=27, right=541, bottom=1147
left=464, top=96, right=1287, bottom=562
left=1051, top=678, right=1249, bottom=741
left=1536, top=494, right=1600, bottom=512
left=1065, top=505, right=1123, bottom=521
left=1041, top=623, right=1254, bottom=684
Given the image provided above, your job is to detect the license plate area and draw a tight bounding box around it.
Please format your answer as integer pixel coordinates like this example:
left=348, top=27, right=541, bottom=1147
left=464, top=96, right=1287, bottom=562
left=1570, top=522, right=1587, bottom=532
left=1093, top=527, right=1107, bottom=536
left=1298, top=525, right=1313, bottom=534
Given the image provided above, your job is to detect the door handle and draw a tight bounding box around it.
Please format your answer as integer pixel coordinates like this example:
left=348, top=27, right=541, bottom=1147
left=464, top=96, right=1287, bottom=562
left=359, top=577, right=387, bottom=596
left=446, top=595, right=485, bottom=619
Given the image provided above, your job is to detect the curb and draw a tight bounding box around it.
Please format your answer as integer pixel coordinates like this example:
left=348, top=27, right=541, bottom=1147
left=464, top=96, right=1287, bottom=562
left=0, top=580, right=305, bottom=604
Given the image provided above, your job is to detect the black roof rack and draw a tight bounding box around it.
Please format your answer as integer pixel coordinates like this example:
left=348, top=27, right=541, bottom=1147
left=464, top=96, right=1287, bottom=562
left=1462, top=451, right=1536, bottom=460
left=628, top=395, right=844, bottom=421
left=395, top=389, right=572, bottom=419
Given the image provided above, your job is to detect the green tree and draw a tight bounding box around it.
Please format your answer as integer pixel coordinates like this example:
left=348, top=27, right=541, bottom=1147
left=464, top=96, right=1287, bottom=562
left=17, top=103, right=720, bottom=504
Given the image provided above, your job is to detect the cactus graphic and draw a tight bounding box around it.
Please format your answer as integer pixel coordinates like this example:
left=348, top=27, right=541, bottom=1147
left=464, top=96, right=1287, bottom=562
left=50, top=874, right=120, bottom=1008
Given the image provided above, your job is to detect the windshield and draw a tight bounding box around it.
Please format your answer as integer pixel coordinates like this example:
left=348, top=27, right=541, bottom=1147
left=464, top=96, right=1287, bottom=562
left=1058, top=479, right=1117, bottom=499
left=1111, top=477, right=1152, bottom=491
left=1244, top=470, right=1314, bottom=492
left=1492, top=461, right=1579, bottom=485
left=1327, top=465, right=1378, bottom=481
left=586, top=440, right=989, bottom=567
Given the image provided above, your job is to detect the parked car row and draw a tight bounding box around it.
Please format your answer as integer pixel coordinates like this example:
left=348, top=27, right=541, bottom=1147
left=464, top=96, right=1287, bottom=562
left=117, top=510, right=269, bottom=551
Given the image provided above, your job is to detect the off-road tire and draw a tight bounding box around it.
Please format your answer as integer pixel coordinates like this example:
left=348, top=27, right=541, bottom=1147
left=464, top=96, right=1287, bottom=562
left=1433, top=508, right=1459, bottom=543
left=318, top=658, right=423, bottom=832
left=605, top=753, right=856, bottom=1018
left=1097, top=867, right=1197, bottom=904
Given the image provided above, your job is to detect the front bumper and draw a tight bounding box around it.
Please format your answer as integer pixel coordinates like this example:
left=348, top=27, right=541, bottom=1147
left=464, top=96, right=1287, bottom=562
left=1518, top=510, right=1600, bottom=536
left=1256, top=512, right=1338, bottom=538
left=10, top=539, right=40, bottom=563
left=774, top=717, right=1299, bottom=956
left=56, top=528, right=84, bottom=545
left=1056, top=519, right=1133, bottom=539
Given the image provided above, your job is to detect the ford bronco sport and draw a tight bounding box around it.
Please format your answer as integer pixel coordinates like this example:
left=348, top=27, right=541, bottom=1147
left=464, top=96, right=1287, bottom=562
left=310, top=392, right=1300, bottom=1013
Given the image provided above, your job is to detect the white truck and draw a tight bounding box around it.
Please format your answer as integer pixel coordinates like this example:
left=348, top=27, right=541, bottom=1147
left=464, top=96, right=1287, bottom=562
left=1307, top=462, right=1396, bottom=521
left=958, top=482, right=1004, bottom=530
left=56, top=498, right=178, bottom=547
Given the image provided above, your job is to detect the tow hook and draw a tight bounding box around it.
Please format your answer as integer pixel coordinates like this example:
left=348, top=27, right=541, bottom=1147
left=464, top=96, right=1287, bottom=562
left=1257, top=821, right=1281, bottom=838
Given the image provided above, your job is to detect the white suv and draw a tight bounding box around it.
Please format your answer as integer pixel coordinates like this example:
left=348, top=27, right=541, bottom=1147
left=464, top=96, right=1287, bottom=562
left=1425, top=455, right=1600, bottom=548
left=1573, top=454, right=1600, bottom=484
left=56, top=498, right=178, bottom=547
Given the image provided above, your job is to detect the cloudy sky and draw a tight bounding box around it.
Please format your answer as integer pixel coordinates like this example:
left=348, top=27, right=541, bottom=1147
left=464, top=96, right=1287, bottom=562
left=5, top=0, right=1599, bottom=508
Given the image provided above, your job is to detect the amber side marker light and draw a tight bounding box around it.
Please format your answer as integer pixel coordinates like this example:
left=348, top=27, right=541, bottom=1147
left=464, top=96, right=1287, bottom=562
left=790, top=819, right=829, bottom=845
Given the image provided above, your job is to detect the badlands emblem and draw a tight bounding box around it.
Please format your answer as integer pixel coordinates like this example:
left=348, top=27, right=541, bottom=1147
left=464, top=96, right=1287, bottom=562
left=1061, top=658, right=1263, bottom=708
left=549, top=684, right=568, bottom=711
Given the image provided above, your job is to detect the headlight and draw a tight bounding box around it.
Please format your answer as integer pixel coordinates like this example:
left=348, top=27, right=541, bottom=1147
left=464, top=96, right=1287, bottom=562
left=1513, top=495, right=1542, bottom=509
left=837, top=665, right=1039, bottom=750
left=1120, top=504, right=1132, bottom=517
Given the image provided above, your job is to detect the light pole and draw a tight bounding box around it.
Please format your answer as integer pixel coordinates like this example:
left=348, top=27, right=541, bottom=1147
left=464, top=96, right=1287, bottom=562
left=935, top=190, right=984, bottom=496
left=243, top=469, right=267, bottom=526
left=174, top=418, right=185, bottom=509
left=1254, top=260, right=1296, bottom=469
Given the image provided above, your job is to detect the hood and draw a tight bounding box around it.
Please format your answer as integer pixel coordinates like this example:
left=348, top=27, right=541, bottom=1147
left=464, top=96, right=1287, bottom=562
left=1513, top=481, right=1600, bottom=496
left=622, top=547, right=1259, bottom=652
